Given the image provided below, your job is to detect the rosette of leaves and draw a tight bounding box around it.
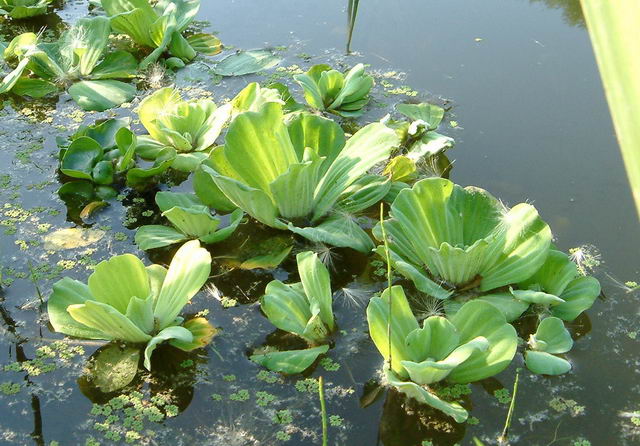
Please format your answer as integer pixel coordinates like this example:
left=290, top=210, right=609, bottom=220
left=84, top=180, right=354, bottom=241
left=135, top=191, right=243, bottom=249
left=373, top=177, right=552, bottom=298
left=383, top=102, right=455, bottom=184
left=195, top=102, right=399, bottom=252
left=525, top=316, right=574, bottom=375
left=366, top=285, right=517, bottom=422
left=101, top=0, right=222, bottom=69
left=0, top=0, right=52, bottom=19
left=251, top=251, right=334, bottom=374
left=0, top=17, right=138, bottom=111
left=508, top=249, right=601, bottom=321
left=57, top=118, right=175, bottom=211
left=47, top=240, right=216, bottom=370
left=294, top=63, right=373, bottom=117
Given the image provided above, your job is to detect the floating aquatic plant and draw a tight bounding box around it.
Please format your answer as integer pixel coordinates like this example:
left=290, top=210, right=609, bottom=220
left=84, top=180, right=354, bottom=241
left=47, top=240, right=215, bottom=370
left=0, top=18, right=138, bottom=110
left=374, top=177, right=552, bottom=297
left=294, top=63, right=373, bottom=117
left=196, top=102, right=399, bottom=251
left=251, top=251, right=335, bottom=373
left=367, top=285, right=517, bottom=422
left=0, top=0, right=52, bottom=19
left=101, top=0, right=222, bottom=68
left=135, top=191, right=243, bottom=249
left=525, top=316, right=574, bottom=375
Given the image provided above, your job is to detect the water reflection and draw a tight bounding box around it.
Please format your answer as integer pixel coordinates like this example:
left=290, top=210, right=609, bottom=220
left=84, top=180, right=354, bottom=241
left=530, top=0, right=585, bottom=27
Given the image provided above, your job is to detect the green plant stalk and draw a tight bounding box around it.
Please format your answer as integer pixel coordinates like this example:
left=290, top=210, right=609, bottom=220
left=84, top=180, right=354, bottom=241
left=498, top=369, right=520, bottom=444
left=346, top=0, right=360, bottom=53
left=580, top=0, right=640, bottom=220
left=319, top=376, right=328, bottom=446
left=379, top=203, right=393, bottom=368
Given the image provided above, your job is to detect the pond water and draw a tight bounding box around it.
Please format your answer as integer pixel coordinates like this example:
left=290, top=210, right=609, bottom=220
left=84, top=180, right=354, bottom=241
left=1, top=0, right=639, bottom=445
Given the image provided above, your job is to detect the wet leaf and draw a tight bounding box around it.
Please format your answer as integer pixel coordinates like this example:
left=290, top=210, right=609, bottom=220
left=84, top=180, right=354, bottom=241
left=43, top=227, right=105, bottom=251
left=86, top=344, right=140, bottom=393
left=212, top=49, right=281, bottom=76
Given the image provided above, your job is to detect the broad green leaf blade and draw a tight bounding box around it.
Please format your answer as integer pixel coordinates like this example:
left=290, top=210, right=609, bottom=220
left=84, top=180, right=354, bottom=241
left=47, top=277, right=107, bottom=339
left=115, top=127, right=137, bottom=172
left=169, top=317, right=217, bottom=351
left=388, top=257, right=451, bottom=300
left=261, top=281, right=313, bottom=338
left=162, top=205, right=220, bottom=238
left=581, top=0, right=640, bottom=219
left=204, top=166, right=280, bottom=227
left=85, top=344, right=140, bottom=392
left=75, top=117, right=130, bottom=150
left=68, top=300, right=152, bottom=343
left=125, top=295, right=154, bottom=334
left=155, top=191, right=203, bottom=212
left=448, top=300, right=517, bottom=383
left=154, top=240, right=211, bottom=329
left=135, top=225, right=188, bottom=249
left=239, top=244, right=292, bottom=270
left=68, top=16, right=111, bottom=76
left=69, top=80, right=136, bottom=111
left=525, top=350, right=572, bottom=376
left=250, top=345, right=329, bottom=374
left=231, top=83, right=282, bottom=115
left=88, top=253, right=151, bottom=314
left=104, top=1, right=157, bottom=47
left=126, top=147, right=176, bottom=186
left=193, top=162, right=237, bottom=212
left=519, top=250, right=578, bottom=297
left=0, top=58, right=32, bottom=94
left=511, top=288, right=565, bottom=306
left=146, top=264, right=167, bottom=300
left=366, top=285, right=419, bottom=377
left=199, top=208, right=243, bottom=244
left=530, top=317, right=573, bottom=354
left=335, top=174, right=391, bottom=214
left=92, top=160, right=115, bottom=185
left=386, top=369, right=468, bottom=423
left=143, top=325, right=193, bottom=370
left=552, top=276, right=601, bottom=321
left=472, top=293, right=530, bottom=322
left=297, top=251, right=334, bottom=331
left=312, top=122, right=399, bottom=221
left=90, top=50, right=138, bottom=79
left=212, top=49, right=281, bottom=76
left=396, top=102, right=445, bottom=130
left=186, top=33, right=222, bottom=55
left=60, top=137, right=104, bottom=180
left=224, top=103, right=298, bottom=194
left=12, top=77, right=58, bottom=98
left=288, top=214, right=374, bottom=253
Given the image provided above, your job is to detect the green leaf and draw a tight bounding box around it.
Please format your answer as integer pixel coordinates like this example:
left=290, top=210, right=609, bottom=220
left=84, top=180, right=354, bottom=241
left=88, top=253, right=151, bottom=314
left=60, top=137, right=104, bottom=180
left=0, top=58, right=32, bottom=94
left=135, top=225, right=189, bottom=249
left=86, top=344, right=140, bottom=393
left=312, top=122, right=399, bottom=221
left=386, top=369, right=468, bottom=423
left=11, top=77, right=58, bottom=98
left=383, top=156, right=417, bottom=183
left=212, top=49, right=281, bottom=76
left=125, top=295, right=154, bottom=334
left=199, top=208, right=243, bottom=244
left=153, top=240, right=211, bottom=329
left=69, top=80, right=136, bottom=111
left=92, top=160, right=115, bottom=185
left=115, top=127, right=137, bottom=172
left=65, top=16, right=111, bottom=76
left=286, top=112, right=345, bottom=173
left=261, top=281, right=313, bottom=338
left=525, top=351, right=572, bottom=376
left=90, top=50, right=138, bottom=79
left=530, top=317, right=573, bottom=354
left=193, top=162, right=237, bottom=212
left=155, top=191, right=203, bottom=212
left=239, top=243, right=292, bottom=270
left=75, top=117, right=130, bottom=150
left=102, top=0, right=158, bottom=47
left=396, top=103, right=445, bottom=130
left=447, top=300, right=517, bottom=383
left=519, top=250, right=578, bottom=297
left=510, top=288, right=565, bottom=306
left=335, top=174, right=391, bottom=214
left=126, top=147, right=176, bottom=186
left=297, top=251, right=334, bottom=331
left=472, top=293, right=530, bottom=322
left=47, top=277, right=107, bottom=339
left=162, top=205, right=220, bottom=238
left=288, top=214, right=374, bottom=253
left=552, top=276, right=600, bottom=321
left=366, top=286, right=419, bottom=377
left=68, top=300, right=152, bottom=343
left=251, top=345, right=329, bottom=374
left=143, top=325, right=193, bottom=370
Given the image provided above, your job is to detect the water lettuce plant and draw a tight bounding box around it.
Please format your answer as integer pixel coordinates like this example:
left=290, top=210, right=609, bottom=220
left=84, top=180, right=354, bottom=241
left=135, top=191, right=243, bottom=249
left=0, top=0, right=52, bottom=18
left=525, top=316, right=573, bottom=375
left=196, top=102, right=399, bottom=251
left=252, top=251, right=334, bottom=373
left=294, top=63, right=373, bottom=117
left=374, top=177, right=552, bottom=297
left=0, top=17, right=137, bottom=110
left=367, top=285, right=517, bottom=422
left=47, top=240, right=215, bottom=370
left=101, top=0, right=222, bottom=68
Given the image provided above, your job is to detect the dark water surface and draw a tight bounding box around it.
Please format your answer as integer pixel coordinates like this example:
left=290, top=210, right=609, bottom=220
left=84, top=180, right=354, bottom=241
left=1, top=1, right=639, bottom=445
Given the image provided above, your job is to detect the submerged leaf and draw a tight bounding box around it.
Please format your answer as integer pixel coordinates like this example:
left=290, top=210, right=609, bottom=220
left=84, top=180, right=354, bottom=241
left=86, top=344, right=140, bottom=393
left=251, top=345, right=329, bottom=374
left=212, top=49, right=281, bottom=76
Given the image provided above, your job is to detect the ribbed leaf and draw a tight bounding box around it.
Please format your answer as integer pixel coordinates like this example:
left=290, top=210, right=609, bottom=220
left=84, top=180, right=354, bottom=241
left=297, top=251, right=334, bottom=331
left=552, top=276, right=600, bottom=321
left=153, top=240, right=211, bottom=329
left=169, top=317, right=217, bottom=351
left=519, top=250, right=578, bottom=296
left=90, top=50, right=138, bottom=79
left=525, top=351, right=572, bottom=376
left=162, top=206, right=220, bottom=238
left=135, top=225, right=188, bottom=250
left=261, top=281, right=313, bottom=338
left=125, top=296, right=154, bottom=334
left=60, top=137, right=103, bottom=180
left=396, top=102, right=445, bottom=130
left=68, top=300, right=152, bottom=343
left=88, top=253, right=151, bottom=314
left=69, top=80, right=136, bottom=111
left=530, top=317, right=573, bottom=354
left=143, top=325, right=193, bottom=370
left=251, top=345, right=329, bottom=374
left=47, top=277, right=107, bottom=339
left=288, top=214, right=373, bottom=253
left=199, top=208, right=243, bottom=244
